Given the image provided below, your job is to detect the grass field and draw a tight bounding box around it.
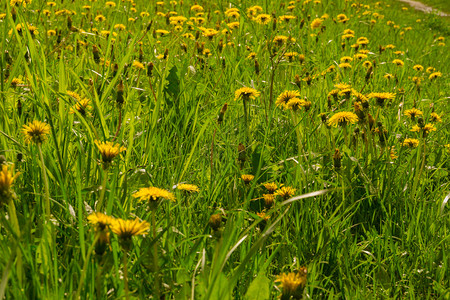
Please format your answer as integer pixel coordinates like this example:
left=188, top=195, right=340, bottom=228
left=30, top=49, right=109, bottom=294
left=0, top=0, right=449, bottom=299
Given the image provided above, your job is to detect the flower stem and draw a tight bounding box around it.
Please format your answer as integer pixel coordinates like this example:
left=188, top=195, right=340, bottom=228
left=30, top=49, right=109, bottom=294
left=152, top=210, right=161, bottom=299
left=96, top=171, right=109, bottom=212
left=7, top=197, right=22, bottom=284
left=123, top=251, right=130, bottom=300
left=74, top=235, right=99, bottom=300
left=37, top=144, right=51, bottom=218
left=243, top=98, right=250, bottom=143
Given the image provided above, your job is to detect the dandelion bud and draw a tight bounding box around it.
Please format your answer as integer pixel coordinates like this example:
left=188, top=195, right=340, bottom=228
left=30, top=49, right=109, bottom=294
left=116, top=81, right=124, bottom=106
left=263, top=194, right=275, bottom=209
left=146, top=21, right=153, bottom=32
left=417, top=117, right=425, bottom=128
left=365, top=66, right=373, bottom=82
left=163, top=48, right=168, bottom=59
left=208, top=214, right=222, bottom=231
left=93, top=45, right=100, bottom=64
left=333, top=148, right=342, bottom=170
left=181, top=42, right=187, bottom=52
left=11, top=7, right=17, bottom=22
left=254, top=59, right=260, bottom=75
left=139, top=47, right=144, bottom=62
left=67, top=16, right=73, bottom=30
left=238, top=143, right=246, bottom=168
left=17, top=98, right=22, bottom=117
left=147, top=62, right=154, bottom=77
left=294, top=74, right=301, bottom=89
left=217, top=103, right=228, bottom=124
left=300, top=19, right=305, bottom=29
left=112, top=63, right=119, bottom=77
left=368, top=113, right=375, bottom=130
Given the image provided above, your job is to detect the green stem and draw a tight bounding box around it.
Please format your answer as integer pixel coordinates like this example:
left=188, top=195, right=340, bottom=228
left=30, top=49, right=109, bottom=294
left=243, top=98, right=250, bottom=144
left=96, top=171, right=109, bottom=212
left=74, top=235, right=99, bottom=300
left=123, top=251, right=130, bottom=300
left=291, top=112, right=305, bottom=187
left=7, top=197, right=22, bottom=285
left=37, top=144, right=51, bottom=218
left=152, top=210, right=160, bottom=299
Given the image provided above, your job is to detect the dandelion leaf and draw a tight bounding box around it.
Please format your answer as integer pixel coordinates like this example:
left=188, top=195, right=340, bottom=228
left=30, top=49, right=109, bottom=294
left=244, top=274, right=270, bottom=300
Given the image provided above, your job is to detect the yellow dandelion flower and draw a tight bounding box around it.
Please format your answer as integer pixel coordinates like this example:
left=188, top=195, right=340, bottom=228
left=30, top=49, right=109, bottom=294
left=105, top=1, right=116, bottom=8
left=254, top=14, right=272, bottom=25
left=275, top=269, right=307, bottom=298
left=367, top=92, right=396, bottom=107
left=286, top=98, right=306, bottom=111
left=110, top=218, right=150, bottom=243
left=411, top=123, right=436, bottom=136
left=262, top=194, right=275, bottom=208
left=132, top=186, right=176, bottom=202
left=338, top=62, right=352, bottom=69
left=177, top=184, right=199, bottom=193
left=263, top=182, right=278, bottom=193
left=392, top=59, right=404, bottom=67
left=70, top=98, right=91, bottom=116
left=0, top=164, right=20, bottom=206
left=274, top=186, right=296, bottom=200
left=94, top=140, right=126, bottom=165
left=11, top=78, right=24, bottom=88
left=430, top=112, right=442, bottom=123
left=402, top=138, right=419, bottom=148
left=88, top=212, right=114, bottom=231
left=94, top=15, right=106, bottom=22
left=191, top=4, right=203, bottom=11
left=327, top=111, right=359, bottom=127
left=234, top=87, right=260, bottom=101
left=276, top=90, right=301, bottom=109
left=404, top=108, right=423, bottom=119
left=310, top=18, right=323, bottom=29
left=22, top=120, right=51, bottom=144
left=132, top=60, right=145, bottom=70
left=202, top=28, right=219, bottom=38
left=429, top=72, right=442, bottom=81
left=241, top=174, right=255, bottom=184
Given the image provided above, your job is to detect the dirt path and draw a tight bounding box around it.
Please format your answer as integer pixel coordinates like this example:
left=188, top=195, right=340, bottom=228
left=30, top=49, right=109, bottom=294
left=398, top=0, right=449, bottom=17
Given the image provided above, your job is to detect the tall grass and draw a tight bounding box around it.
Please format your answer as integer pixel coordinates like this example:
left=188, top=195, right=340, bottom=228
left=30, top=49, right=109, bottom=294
left=0, top=0, right=449, bottom=299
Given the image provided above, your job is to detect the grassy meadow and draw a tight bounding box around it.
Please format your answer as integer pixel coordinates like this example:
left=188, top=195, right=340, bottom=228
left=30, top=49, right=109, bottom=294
left=0, top=0, right=449, bottom=299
